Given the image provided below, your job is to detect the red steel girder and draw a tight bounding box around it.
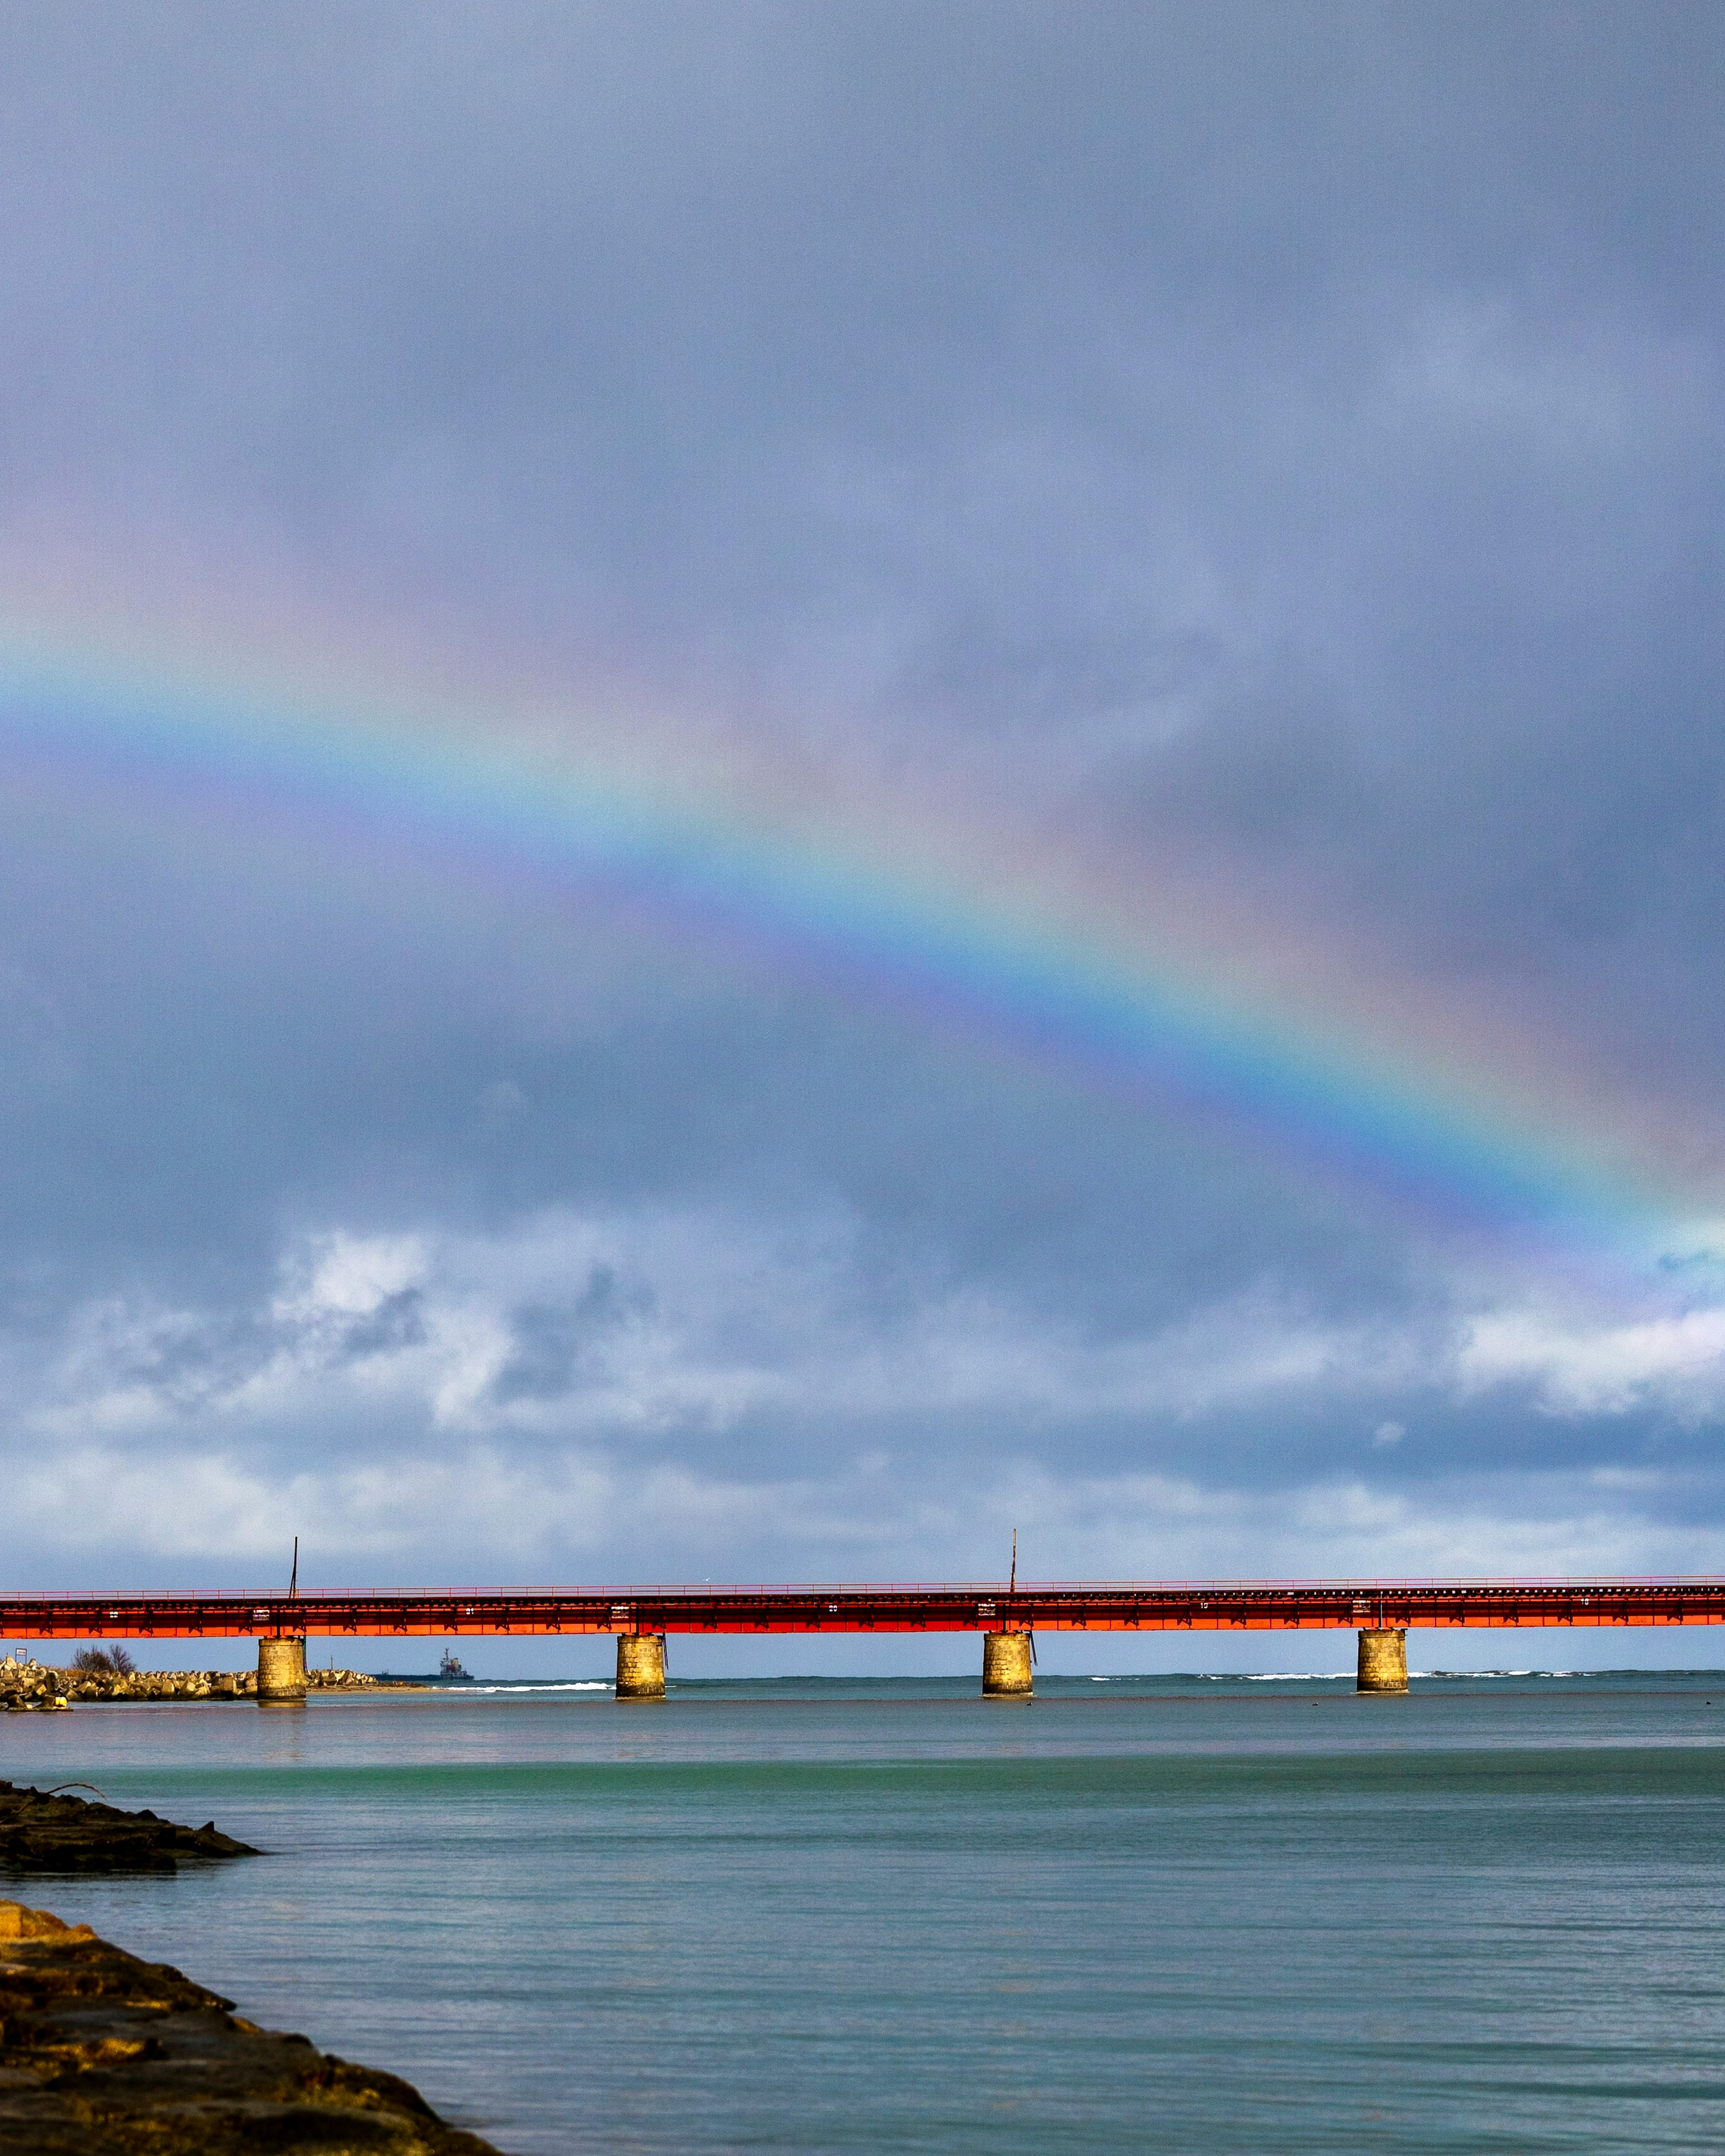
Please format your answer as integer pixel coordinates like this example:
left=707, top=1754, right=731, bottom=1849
left=0, top=1579, right=1723, bottom=1639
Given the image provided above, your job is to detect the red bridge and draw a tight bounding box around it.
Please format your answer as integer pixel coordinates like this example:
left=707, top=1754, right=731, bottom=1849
left=4, top=1577, right=1723, bottom=1641
left=5, top=1578, right=1723, bottom=1698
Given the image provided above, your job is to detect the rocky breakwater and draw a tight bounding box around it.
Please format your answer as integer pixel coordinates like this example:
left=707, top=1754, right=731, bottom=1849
left=0, top=1900, right=501, bottom=2153
left=0, top=1656, right=385, bottom=1710
left=0, top=1781, right=258, bottom=1875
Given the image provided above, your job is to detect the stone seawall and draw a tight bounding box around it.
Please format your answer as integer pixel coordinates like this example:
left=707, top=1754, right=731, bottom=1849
left=1, top=1656, right=384, bottom=1711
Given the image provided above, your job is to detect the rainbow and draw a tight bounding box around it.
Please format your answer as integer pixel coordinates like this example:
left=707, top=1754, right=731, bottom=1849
left=0, top=580, right=1704, bottom=1245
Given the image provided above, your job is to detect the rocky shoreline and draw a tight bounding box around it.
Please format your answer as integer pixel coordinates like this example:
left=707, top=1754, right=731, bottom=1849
left=0, top=1899, right=502, bottom=2152
left=1, top=1656, right=385, bottom=1711
left=0, top=1781, right=259, bottom=1875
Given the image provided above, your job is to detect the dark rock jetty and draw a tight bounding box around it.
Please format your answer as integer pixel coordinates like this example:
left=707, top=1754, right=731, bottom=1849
left=0, top=1899, right=501, bottom=2153
left=0, top=1782, right=259, bottom=1874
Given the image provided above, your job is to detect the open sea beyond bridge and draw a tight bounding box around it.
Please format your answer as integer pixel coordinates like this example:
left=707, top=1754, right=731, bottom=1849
left=5, top=1670, right=1725, bottom=2153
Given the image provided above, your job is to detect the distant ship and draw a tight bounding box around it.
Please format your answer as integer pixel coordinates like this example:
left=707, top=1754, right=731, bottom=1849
left=438, top=1649, right=473, bottom=1680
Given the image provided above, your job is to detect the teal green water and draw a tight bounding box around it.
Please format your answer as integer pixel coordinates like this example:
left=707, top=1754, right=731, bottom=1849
left=6, top=1672, right=1725, bottom=2152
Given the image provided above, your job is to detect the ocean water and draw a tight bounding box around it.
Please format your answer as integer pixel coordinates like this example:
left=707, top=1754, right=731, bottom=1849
left=5, top=1670, right=1725, bottom=2152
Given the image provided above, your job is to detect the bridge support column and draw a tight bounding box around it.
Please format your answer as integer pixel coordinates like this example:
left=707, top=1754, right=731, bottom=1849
left=616, top=1632, right=667, bottom=1700
left=1356, top=1628, right=1407, bottom=1695
left=257, top=1635, right=307, bottom=1705
left=982, top=1630, right=1033, bottom=1698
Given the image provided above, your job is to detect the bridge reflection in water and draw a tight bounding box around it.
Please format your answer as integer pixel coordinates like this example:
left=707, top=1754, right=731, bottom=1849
left=4, top=1579, right=1722, bottom=1701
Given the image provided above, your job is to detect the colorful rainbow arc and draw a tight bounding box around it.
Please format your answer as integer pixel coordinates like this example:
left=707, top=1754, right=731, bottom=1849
left=0, top=628, right=1686, bottom=1241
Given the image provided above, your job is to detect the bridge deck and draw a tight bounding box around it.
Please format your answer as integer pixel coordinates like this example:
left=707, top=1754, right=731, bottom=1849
left=2, top=1580, right=1723, bottom=1639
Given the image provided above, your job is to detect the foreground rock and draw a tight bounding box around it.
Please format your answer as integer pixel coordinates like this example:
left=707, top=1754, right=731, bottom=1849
left=1, top=1656, right=386, bottom=1710
left=0, top=1900, right=501, bottom=2153
left=0, top=1782, right=258, bottom=1875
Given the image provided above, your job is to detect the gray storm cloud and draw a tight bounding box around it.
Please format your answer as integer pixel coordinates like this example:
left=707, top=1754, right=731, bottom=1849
left=0, top=3, right=1723, bottom=1647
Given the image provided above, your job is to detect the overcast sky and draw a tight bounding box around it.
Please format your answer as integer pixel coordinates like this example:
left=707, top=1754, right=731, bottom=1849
left=2, top=2, right=1723, bottom=1672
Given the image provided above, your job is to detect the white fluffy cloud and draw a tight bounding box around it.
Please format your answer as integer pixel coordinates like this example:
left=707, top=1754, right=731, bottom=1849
left=5, top=1205, right=1724, bottom=1585
left=1455, top=1224, right=1725, bottom=1418
left=15, top=1209, right=1408, bottom=1450
left=1461, top=1302, right=1725, bottom=1418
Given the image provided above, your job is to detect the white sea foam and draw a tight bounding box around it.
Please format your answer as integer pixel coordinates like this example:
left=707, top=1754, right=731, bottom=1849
left=1414, top=1669, right=1580, bottom=1680
left=1202, top=1671, right=1349, bottom=1682
left=452, top=1680, right=614, bottom=1693
left=1086, top=1671, right=1351, bottom=1682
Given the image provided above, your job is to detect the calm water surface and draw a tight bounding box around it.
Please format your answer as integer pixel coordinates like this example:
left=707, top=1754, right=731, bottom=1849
left=5, top=1671, right=1725, bottom=2152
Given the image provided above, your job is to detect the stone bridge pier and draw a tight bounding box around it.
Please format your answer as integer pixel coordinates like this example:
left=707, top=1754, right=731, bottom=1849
left=616, top=1632, right=667, bottom=1699
left=257, top=1635, right=307, bottom=1705
left=982, top=1630, right=1033, bottom=1697
left=1356, top=1627, right=1408, bottom=1694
